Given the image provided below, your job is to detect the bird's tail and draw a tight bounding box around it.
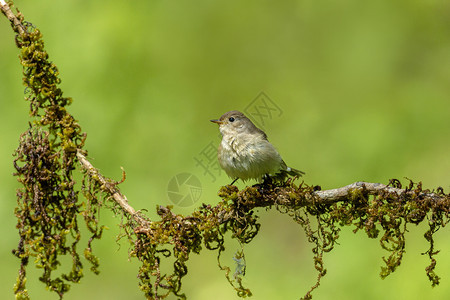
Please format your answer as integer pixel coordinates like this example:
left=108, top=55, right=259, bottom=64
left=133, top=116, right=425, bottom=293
left=284, top=166, right=305, bottom=177
left=277, top=160, right=305, bottom=179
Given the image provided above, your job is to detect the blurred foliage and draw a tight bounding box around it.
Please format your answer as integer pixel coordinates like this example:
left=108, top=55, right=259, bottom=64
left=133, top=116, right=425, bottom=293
left=1, top=0, right=450, bottom=300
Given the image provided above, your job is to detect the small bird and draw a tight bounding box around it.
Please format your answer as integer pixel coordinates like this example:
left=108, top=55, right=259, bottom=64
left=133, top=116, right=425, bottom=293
left=211, top=110, right=304, bottom=184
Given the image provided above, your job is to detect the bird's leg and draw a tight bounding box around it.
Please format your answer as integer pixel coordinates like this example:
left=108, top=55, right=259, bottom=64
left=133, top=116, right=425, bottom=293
left=229, top=178, right=238, bottom=186
left=252, top=174, right=272, bottom=194
left=262, top=174, right=272, bottom=185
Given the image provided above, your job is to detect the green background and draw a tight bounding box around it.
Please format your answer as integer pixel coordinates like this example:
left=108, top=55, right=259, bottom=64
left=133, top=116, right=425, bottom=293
left=1, top=0, right=449, bottom=299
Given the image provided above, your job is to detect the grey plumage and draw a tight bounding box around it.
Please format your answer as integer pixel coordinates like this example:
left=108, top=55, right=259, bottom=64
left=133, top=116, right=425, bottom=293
left=211, top=110, right=304, bottom=182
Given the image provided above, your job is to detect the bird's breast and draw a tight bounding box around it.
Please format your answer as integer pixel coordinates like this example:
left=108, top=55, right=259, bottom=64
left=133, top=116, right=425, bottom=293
left=217, top=135, right=282, bottom=181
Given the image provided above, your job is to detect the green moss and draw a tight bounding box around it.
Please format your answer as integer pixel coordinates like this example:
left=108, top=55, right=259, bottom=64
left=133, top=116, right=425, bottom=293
left=6, top=3, right=100, bottom=299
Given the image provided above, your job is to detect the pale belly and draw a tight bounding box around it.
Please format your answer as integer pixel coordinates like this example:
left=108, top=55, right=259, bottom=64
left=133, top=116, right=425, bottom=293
left=218, top=139, right=282, bottom=181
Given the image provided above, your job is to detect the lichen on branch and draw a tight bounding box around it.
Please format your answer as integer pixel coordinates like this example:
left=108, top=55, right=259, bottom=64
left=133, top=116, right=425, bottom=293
left=107, top=178, right=449, bottom=300
left=4, top=2, right=101, bottom=299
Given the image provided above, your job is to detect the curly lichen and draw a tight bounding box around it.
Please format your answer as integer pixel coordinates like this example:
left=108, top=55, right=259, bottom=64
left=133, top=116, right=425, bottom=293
left=8, top=3, right=101, bottom=299
left=129, top=179, right=447, bottom=300
left=129, top=197, right=257, bottom=299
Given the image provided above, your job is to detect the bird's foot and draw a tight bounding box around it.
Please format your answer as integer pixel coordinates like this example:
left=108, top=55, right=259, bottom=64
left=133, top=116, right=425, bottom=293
left=229, top=178, right=238, bottom=186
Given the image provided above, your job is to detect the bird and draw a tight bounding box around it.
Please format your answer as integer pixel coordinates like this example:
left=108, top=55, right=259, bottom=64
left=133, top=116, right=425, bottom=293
left=210, top=110, right=304, bottom=185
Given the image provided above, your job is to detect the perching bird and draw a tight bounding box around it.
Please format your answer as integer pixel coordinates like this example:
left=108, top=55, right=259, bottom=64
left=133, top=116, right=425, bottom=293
left=211, top=110, right=304, bottom=184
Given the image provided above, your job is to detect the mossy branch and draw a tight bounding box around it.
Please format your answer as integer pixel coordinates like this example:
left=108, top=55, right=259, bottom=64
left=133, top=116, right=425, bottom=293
left=2, top=1, right=449, bottom=300
left=76, top=150, right=150, bottom=227
left=1, top=0, right=25, bottom=35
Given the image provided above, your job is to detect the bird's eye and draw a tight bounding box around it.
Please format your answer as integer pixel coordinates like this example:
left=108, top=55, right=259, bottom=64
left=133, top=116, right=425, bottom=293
left=229, top=117, right=235, bottom=122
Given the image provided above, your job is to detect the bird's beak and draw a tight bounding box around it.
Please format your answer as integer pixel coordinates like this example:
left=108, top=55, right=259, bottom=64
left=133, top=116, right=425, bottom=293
left=210, top=119, right=223, bottom=124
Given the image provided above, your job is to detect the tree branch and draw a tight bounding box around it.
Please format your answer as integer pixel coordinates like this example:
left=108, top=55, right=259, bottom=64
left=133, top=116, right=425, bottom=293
left=1, top=1, right=27, bottom=36
left=76, top=143, right=449, bottom=227
left=313, top=181, right=445, bottom=203
left=76, top=142, right=449, bottom=227
left=76, top=149, right=150, bottom=227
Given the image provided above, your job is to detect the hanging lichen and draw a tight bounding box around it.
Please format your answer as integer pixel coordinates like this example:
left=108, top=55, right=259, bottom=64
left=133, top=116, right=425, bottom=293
left=8, top=3, right=102, bottom=299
